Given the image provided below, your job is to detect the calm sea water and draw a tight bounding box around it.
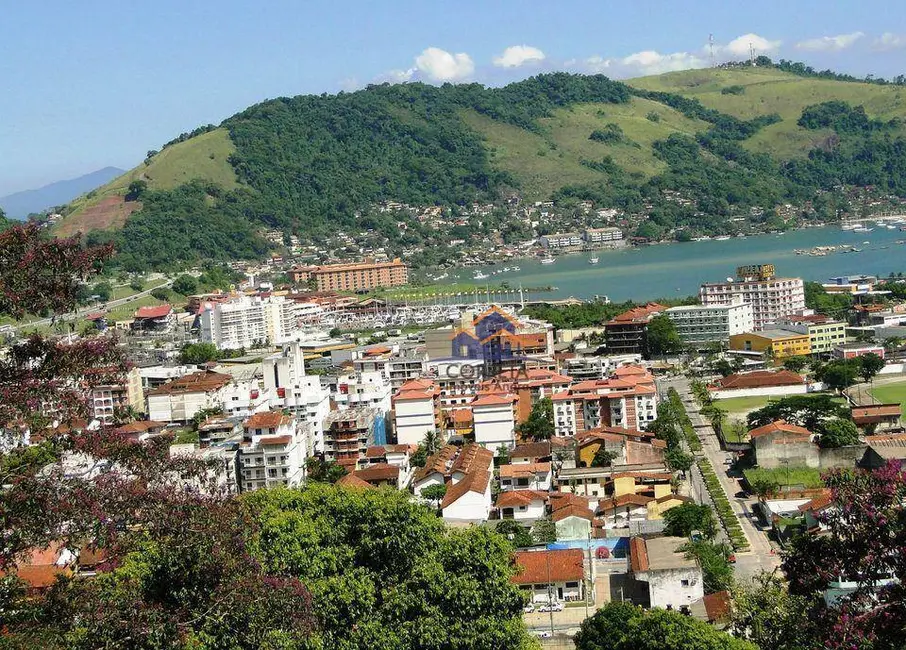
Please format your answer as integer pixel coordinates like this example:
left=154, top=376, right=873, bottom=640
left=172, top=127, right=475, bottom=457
left=442, top=225, right=906, bottom=302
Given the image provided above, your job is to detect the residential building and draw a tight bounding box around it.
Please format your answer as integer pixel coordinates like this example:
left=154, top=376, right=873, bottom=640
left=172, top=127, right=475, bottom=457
left=472, top=393, right=517, bottom=451
left=553, top=465, right=673, bottom=499
left=146, top=370, right=234, bottom=423
left=499, top=462, right=552, bottom=491
left=362, top=444, right=415, bottom=487
left=306, top=258, right=408, bottom=292
left=170, top=442, right=240, bottom=494
left=822, top=275, right=877, bottom=295
left=551, top=496, right=596, bottom=540
left=851, top=405, right=901, bottom=433
left=429, top=358, right=485, bottom=411
left=391, top=378, right=441, bottom=446
left=629, top=536, right=704, bottom=611
left=512, top=549, right=587, bottom=604
left=200, top=296, right=298, bottom=349
left=710, top=369, right=807, bottom=399
left=750, top=420, right=816, bottom=469
left=238, top=412, right=307, bottom=492
left=540, top=232, right=583, bottom=249
left=485, top=368, right=571, bottom=423
left=833, top=342, right=885, bottom=360
left=411, top=445, right=459, bottom=497
left=331, top=371, right=392, bottom=413
left=494, top=490, right=549, bottom=522
left=576, top=427, right=665, bottom=468
left=583, top=227, right=624, bottom=245
left=347, top=463, right=407, bottom=489
left=700, top=265, right=805, bottom=331
left=560, top=355, right=643, bottom=381
left=665, top=301, right=753, bottom=346
left=197, top=417, right=238, bottom=447
left=132, top=304, right=175, bottom=332
left=510, top=441, right=552, bottom=465
left=440, top=445, right=494, bottom=523
left=264, top=343, right=331, bottom=451
left=90, top=366, right=144, bottom=425
left=323, top=407, right=385, bottom=469
left=605, top=303, right=668, bottom=356
left=776, top=315, right=847, bottom=355
left=551, top=365, right=659, bottom=436
left=729, top=330, right=811, bottom=361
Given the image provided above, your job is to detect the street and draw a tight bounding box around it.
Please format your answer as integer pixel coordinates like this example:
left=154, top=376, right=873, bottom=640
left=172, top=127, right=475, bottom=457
left=659, top=376, right=781, bottom=580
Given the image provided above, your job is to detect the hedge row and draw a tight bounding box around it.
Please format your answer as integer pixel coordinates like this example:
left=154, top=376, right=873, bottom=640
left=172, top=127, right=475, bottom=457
left=667, top=388, right=702, bottom=452
left=699, top=457, right=750, bottom=551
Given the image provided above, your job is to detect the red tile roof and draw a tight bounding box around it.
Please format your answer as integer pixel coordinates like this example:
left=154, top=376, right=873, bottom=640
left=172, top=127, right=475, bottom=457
left=353, top=463, right=400, bottom=483
left=749, top=420, right=812, bottom=440
left=716, top=370, right=805, bottom=390
left=597, top=494, right=655, bottom=512
left=413, top=445, right=458, bottom=483
left=499, top=462, right=551, bottom=478
left=629, top=537, right=649, bottom=573
left=510, top=441, right=552, bottom=460
left=146, top=370, right=232, bottom=396
left=798, top=493, right=833, bottom=513
left=512, top=549, right=584, bottom=585
left=472, top=394, right=515, bottom=407
left=551, top=503, right=595, bottom=522
left=393, top=389, right=436, bottom=402
left=703, top=591, right=732, bottom=623
left=495, top=490, right=549, bottom=508
left=134, top=304, right=173, bottom=319
left=607, top=303, right=667, bottom=325
left=852, top=404, right=902, bottom=425
left=244, top=411, right=293, bottom=430
left=337, top=473, right=377, bottom=490
left=113, top=420, right=165, bottom=435
left=441, top=465, right=491, bottom=508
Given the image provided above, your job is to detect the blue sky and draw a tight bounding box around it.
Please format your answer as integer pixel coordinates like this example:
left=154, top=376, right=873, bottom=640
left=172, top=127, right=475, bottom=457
left=2, top=0, right=905, bottom=196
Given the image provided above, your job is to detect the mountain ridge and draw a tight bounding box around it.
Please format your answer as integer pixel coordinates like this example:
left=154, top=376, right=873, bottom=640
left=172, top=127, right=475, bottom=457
left=1, top=166, right=124, bottom=219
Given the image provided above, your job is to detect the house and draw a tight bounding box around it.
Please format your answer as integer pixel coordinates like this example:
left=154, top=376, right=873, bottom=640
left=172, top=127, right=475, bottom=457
left=861, top=438, right=906, bottom=469
left=494, top=490, right=549, bottom=522
left=798, top=493, right=834, bottom=533
left=851, top=404, right=901, bottom=433
left=512, top=549, right=587, bottom=604
left=510, top=441, right=552, bottom=464
left=146, top=370, right=234, bottom=423
left=551, top=498, right=595, bottom=541
left=440, top=445, right=494, bottom=523
left=238, top=412, right=307, bottom=491
left=411, top=444, right=459, bottom=497
left=363, top=444, right=415, bottom=486
left=472, top=393, right=517, bottom=451
left=833, top=342, right=885, bottom=360
left=5, top=543, right=75, bottom=594
left=576, top=427, right=662, bottom=467
left=348, top=462, right=404, bottom=489
left=336, top=473, right=377, bottom=490
left=113, top=420, right=166, bottom=441
left=553, top=465, right=673, bottom=499
left=597, top=494, right=654, bottom=529
left=710, top=370, right=806, bottom=400
left=647, top=493, right=694, bottom=519
left=132, top=304, right=175, bottom=332
left=629, top=536, right=704, bottom=610
left=750, top=420, right=816, bottom=469
left=499, top=462, right=552, bottom=491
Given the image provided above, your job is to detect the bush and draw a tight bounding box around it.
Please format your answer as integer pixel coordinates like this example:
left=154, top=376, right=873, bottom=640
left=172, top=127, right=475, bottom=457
left=721, top=85, right=746, bottom=95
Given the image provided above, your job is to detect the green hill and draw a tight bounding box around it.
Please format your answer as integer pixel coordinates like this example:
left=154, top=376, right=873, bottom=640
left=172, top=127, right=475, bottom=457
left=58, top=63, right=906, bottom=270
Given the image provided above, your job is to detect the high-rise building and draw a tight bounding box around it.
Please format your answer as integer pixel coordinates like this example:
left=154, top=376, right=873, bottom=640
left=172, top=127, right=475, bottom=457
left=295, top=258, right=408, bottom=292
left=90, top=366, right=144, bottom=425
left=665, top=300, right=754, bottom=345
left=323, top=407, right=385, bottom=470
left=238, top=411, right=308, bottom=492
left=200, top=296, right=298, bottom=350
left=263, top=343, right=331, bottom=452
left=700, top=265, right=805, bottom=331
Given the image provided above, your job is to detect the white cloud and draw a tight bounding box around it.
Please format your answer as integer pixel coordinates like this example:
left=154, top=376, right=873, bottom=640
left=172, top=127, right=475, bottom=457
left=721, top=33, right=781, bottom=57
left=414, top=47, right=474, bottom=82
left=493, top=45, right=546, bottom=68
left=874, top=32, right=906, bottom=50
left=796, top=31, right=864, bottom=51
left=583, top=55, right=612, bottom=73
left=620, top=50, right=706, bottom=75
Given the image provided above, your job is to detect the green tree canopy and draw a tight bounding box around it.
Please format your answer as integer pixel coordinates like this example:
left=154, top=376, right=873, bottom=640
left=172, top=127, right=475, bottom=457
left=180, top=342, right=220, bottom=364
left=663, top=503, right=717, bottom=540
left=519, top=398, right=554, bottom=441
left=858, top=352, right=885, bottom=383
left=746, top=394, right=850, bottom=432
left=818, top=417, right=860, bottom=448
left=172, top=274, right=198, bottom=296
left=683, top=540, right=735, bottom=594
left=646, top=314, right=683, bottom=358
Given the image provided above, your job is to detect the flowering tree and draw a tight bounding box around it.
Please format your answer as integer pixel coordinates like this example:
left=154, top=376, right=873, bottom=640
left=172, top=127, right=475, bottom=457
left=782, top=462, right=906, bottom=649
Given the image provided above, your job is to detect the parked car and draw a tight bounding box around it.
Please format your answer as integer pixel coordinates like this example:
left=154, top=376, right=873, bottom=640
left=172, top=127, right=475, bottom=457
left=523, top=604, right=535, bottom=613
left=535, top=631, right=552, bottom=639
left=727, top=553, right=737, bottom=564
left=550, top=602, right=564, bottom=612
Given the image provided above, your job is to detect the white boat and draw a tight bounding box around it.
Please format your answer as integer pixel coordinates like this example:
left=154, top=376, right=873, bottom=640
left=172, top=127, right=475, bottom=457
left=841, top=223, right=857, bottom=231
left=540, top=257, right=555, bottom=265
left=512, top=266, right=520, bottom=271
left=589, top=257, right=599, bottom=265
left=714, top=235, right=731, bottom=241
left=853, top=226, right=873, bottom=233
left=473, top=272, right=489, bottom=280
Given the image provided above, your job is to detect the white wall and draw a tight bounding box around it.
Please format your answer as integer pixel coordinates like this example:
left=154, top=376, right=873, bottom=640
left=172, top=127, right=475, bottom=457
left=394, top=398, right=435, bottom=446
left=442, top=485, right=491, bottom=523
left=711, top=384, right=807, bottom=400
left=646, top=567, right=704, bottom=610
left=499, top=500, right=546, bottom=521
left=473, top=403, right=516, bottom=450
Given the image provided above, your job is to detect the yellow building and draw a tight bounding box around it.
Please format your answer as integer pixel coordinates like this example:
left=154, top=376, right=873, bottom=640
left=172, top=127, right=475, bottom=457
left=729, top=329, right=811, bottom=362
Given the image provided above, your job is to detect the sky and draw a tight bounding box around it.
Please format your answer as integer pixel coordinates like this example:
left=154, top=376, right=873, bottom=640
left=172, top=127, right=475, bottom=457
left=2, top=0, right=906, bottom=196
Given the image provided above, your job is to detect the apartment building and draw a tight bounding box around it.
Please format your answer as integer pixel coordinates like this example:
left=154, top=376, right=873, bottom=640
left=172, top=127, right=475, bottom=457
left=323, top=407, right=385, bottom=469
left=559, top=355, right=643, bottom=381
left=89, top=366, right=144, bottom=426
left=729, top=330, right=811, bottom=361
left=305, top=258, right=408, bottom=292
left=331, top=371, right=392, bottom=413
left=472, top=393, right=517, bottom=451
left=238, top=412, right=307, bottom=492
left=700, top=265, right=805, bottom=330
left=776, top=315, right=847, bottom=355
left=540, top=232, right=583, bottom=249
left=146, top=370, right=234, bottom=423
left=665, top=301, right=754, bottom=346
left=391, top=378, right=442, bottom=446
left=200, top=296, right=298, bottom=349
left=551, top=365, right=659, bottom=437
left=264, top=343, right=331, bottom=452
left=583, top=227, right=623, bottom=244
left=604, top=303, right=668, bottom=356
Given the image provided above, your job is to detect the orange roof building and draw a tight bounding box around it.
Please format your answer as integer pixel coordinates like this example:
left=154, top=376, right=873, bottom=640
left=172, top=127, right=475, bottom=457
left=512, top=549, right=585, bottom=602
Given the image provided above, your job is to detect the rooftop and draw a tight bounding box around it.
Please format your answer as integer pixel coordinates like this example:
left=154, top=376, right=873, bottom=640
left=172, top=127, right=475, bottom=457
left=244, top=411, right=293, bottom=430
left=749, top=420, right=813, bottom=440
left=511, top=549, right=584, bottom=585
left=716, top=370, right=805, bottom=391
left=631, top=536, right=698, bottom=573
left=146, top=370, right=233, bottom=396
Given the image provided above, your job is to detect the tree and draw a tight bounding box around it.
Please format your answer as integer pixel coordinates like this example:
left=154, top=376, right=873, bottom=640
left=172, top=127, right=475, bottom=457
left=531, top=517, right=557, bottom=544
left=683, top=540, right=734, bottom=594
left=575, top=601, right=756, bottom=650
left=782, top=462, right=906, bottom=648
left=422, top=429, right=442, bottom=456
left=816, top=359, right=859, bottom=393
left=125, top=179, right=147, bottom=201
left=712, top=358, right=734, bottom=377
left=180, top=342, right=220, bottom=364
left=747, top=394, right=850, bottom=431
left=150, top=287, right=171, bottom=301
left=495, top=519, right=535, bottom=548
left=93, top=281, right=112, bottom=302
left=818, top=418, right=860, bottom=448
left=305, top=457, right=347, bottom=483
left=665, top=447, right=693, bottom=474
left=882, top=336, right=903, bottom=354
left=858, top=352, right=885, bottom=384
left=749, top=476, right=780, bottom=501
left=421, top=483, right=447, bottom=509
left=782, top=355, right=809, bottom=373
left=729, top=572, right=820, bottom=650
left=519, top=398, right=554, bottom=441
left=646, top=314, right=683, bottom=359
left=172, top=274, right=198, bottom=296
left=663, top=503, right=717, bottom=539
left=591, top=447, right=618, bottom=467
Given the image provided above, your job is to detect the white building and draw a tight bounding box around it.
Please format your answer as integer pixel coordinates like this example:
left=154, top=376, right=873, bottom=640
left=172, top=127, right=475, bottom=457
left=700, top=266, right=805, bottom=331
left=472, top=394, right=516, bottom=451
left=583, top=227, right=623, bottom=244
left=238, top=412, right=308, bottom=492
left=391, top=379, right=439, bottom=447
left=494, top=490, right=548, bottom=522
left=512, top=549, right=588, bottom=604
left=665, top=300, right=754, bottom=345
left=540, top=232, right=583, bottom=249
left=145, top=370, right=234, bottom=423
left=630, top=536, right=704, bottom=611
left=90, top=366, right=144, bottom=425
left=427, top=359, right=485, bottom=411
left=332, top=371, right=392, bottom=413
left=499, top=462, right=552, bottom=491
left=200, top=296, right=298, bottom=350
left=264, top=343, right=331, bottom=452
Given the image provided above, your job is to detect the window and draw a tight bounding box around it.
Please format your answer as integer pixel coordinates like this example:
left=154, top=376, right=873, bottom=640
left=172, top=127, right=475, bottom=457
left=566, top=581, right=579, bottom=588
left=681, top=579, right=690, bottom=587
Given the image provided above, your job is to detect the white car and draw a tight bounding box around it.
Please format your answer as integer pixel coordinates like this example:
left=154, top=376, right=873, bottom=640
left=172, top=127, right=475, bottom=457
left=523, top=604, right=535, bottom=613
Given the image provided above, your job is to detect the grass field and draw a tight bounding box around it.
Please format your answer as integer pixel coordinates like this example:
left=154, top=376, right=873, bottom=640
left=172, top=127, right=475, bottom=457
left=743, top=466, right=825, bottom=490
left=870, top=380, right=906, bottom=415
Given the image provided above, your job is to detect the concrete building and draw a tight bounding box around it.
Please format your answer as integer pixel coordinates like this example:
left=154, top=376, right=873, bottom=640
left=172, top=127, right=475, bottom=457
left=499, top=462, right=552, bottom=491
left=750, top=420, right=816, bottom=469
left=472, top=393, right=517, bottom=451
left=540, top=232, right=583, bottom=249
left=331, top=371, right=392, bottom=413
left=583, top=227, right=624, bottom=245
left=146, top=370, right=234, bottom=423
left=605, top=303, right=668, bottom=356
left=439, top=445, right=494, bottom=523
left=700, top=265, right=805, bottom=330
left=776, top=315, right=847, bottom=355
left=323, top=407, right=385, bottom=470
left=512, top=549, right=587, bottom=604
left=494, top=490, right=549, bottom=522
left=300, top=258, right=408, bottom=292
left=665, top=301, right=753, bottom=346
left=264, top=343, right=331, bottom=452
left=200, top=296, right=298, bottom=349
left=833, top=342, right=885, bottom=360
left=729, top=330, right=811, bottom=362
left=238, top=411, right=307, bottom=492
left=90, top=366, right=144, bottom=426
left=560, top=355, right=642, bottom=382
left=391, top=378, right=441, bottom=446
left=629, top=536, right=704, bottom=611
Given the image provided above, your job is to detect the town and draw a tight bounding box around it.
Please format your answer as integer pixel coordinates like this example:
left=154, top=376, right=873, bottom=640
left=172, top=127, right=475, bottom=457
left=6, top=250, right=906, bottom=647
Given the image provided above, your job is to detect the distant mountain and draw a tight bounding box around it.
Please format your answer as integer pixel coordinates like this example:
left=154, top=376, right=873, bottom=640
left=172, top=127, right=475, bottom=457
left=0, top=166, right=125, bottom=219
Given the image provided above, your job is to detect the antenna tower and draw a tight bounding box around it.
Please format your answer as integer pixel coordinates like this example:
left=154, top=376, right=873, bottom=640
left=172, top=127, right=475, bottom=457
left=749, top=42, right=756, bottom=66
left=708, top=34, right=715, bottom=67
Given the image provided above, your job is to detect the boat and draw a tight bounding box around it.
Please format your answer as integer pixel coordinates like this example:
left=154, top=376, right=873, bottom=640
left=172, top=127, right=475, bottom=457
left=540, top=257, right=556, bottom=265
left=473, top=271, right=489, bottom=280
left=714, top=235, right=731, bottom=241
left=853, top=226, right=873, bottom=233
left=841, top=223, right=857, bottom=231
left=589, top=257, right=599, bottom=265
left=512, top=266, right=520, bottom=271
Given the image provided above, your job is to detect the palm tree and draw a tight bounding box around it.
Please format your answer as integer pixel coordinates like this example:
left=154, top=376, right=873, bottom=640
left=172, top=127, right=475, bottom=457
left=423, top=429, right=442, bottom=456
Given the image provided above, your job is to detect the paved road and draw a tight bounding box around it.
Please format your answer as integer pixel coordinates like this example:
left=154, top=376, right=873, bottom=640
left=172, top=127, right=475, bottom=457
left=12, top=279, right=172, bottom=332
left=660, top=377, right=781, bottom=581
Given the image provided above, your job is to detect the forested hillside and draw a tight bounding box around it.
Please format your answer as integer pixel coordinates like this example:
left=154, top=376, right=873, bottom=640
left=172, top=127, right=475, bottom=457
left=59, top=62, right=906, bottom=271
